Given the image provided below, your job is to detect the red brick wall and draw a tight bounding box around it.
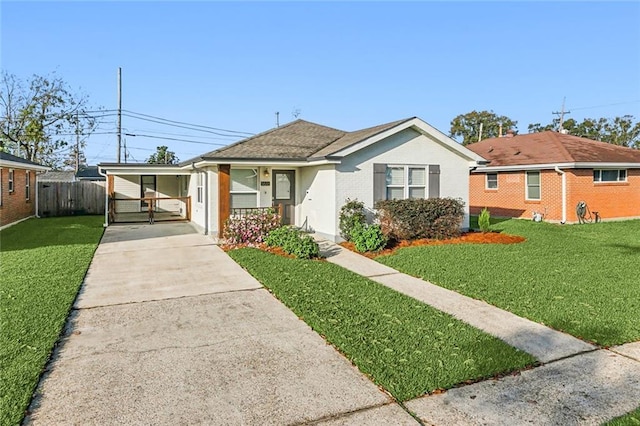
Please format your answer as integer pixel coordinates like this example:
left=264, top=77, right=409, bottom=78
left=470, top=168, right=640, bottom=222
left=0, top=167, right=35, bottom=227
left=566, top=169, right=640, bottom=222
left=470, top=170, right=563, bottom=221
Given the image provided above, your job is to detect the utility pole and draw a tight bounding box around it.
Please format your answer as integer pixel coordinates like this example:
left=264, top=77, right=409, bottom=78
left=478, top=122, right=483, bottom=142
left=117, top=67, right=122, bottom=163
left=75, top=111, right=80, bottom=173
left=123, top=139, right=128, bottom=163
left=553, top=97, right=570, bottom=132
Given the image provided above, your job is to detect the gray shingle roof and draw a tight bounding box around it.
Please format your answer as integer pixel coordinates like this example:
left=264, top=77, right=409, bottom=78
left=184, top=118, right=413, bottom=164
left=0, top=151, right=47, bottom=167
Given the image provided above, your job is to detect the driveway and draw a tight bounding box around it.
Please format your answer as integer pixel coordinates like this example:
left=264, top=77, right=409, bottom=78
left=26, top=223, right=416, bottom=425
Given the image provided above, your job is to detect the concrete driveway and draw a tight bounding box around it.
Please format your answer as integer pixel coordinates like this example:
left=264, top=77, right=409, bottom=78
left=26, top=223, right=416, bottom=425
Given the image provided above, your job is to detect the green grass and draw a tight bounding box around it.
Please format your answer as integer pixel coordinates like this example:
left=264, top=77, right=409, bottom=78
left=0, top=216, right=104, bottom=426
left=605, top=407, right=640, bottom=425
left=377, top=219, right=640, bottom=347
left=228, top=248, right=535, bottom=401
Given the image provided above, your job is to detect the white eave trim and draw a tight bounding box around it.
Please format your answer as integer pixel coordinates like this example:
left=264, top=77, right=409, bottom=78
left=0, top=159, right=50, bottom=171
left=329, top=117, right=487, bottom=163
left=472, top=162, right=640, bottom=172
left=98, top=165, right=188, bottom=175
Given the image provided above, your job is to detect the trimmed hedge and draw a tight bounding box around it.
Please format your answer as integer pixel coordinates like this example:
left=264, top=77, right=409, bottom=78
left=375, top=197, right=465, bottom=241
left=265, top=226, right=320, bottom=259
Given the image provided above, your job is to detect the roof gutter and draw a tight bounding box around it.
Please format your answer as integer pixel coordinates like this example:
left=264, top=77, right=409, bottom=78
left=554, top=165, right=567, bottom=224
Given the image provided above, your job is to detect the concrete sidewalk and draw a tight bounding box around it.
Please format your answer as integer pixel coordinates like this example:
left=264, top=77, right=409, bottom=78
left=317, top=238, right=640, bottom=425
left=26, top=223, right=417, bottom=425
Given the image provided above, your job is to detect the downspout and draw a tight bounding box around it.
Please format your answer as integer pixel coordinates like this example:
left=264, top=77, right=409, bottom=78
left=204, top=169, right=209, bottom=235
left=554, top=166, right=566, bottom=224
left=98, top=167, right=109, bottom=227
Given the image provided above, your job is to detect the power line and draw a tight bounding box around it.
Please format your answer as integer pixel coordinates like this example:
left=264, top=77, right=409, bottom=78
left=123, top=132, right=228, bottom=146
left=121, top=109, right=254, bottom=135
left=569, top=100, right=640, bottom=112
left=121, top=113, right=249, bottom=137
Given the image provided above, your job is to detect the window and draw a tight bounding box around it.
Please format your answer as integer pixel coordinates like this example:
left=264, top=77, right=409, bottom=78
left=0, top=168, right=2, bottom=205
left=526, top=171, right=540, bottom=200
left=486, top=173, right=498, bottom=189
left=196, top=172, right=204, bottom=204
left=230, top=168, right=258, bottom=208
left=25, top=171, right=30, bottom=200
left=385, top=166, right=427, bottom=200
left=593, top=169, right=627, bottom=182
left=8, top=169, right=14, bottom=193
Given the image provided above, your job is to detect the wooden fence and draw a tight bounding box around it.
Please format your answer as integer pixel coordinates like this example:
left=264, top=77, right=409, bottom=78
left=38, top=181, right=106, bottom=217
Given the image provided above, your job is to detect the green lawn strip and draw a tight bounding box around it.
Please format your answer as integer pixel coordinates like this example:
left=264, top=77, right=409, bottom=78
left=377, top=219, right=640, bottom=347
left=228, top=248, right=535, bottom=402
left=0, top=216, right=104, bottom=426
left=605, top=407, right=640, bottom=425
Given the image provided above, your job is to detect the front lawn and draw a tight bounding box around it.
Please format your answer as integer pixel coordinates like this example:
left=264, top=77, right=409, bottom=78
left=228, top=248, right=535, bottom=402
left=377, top=219, right=640, bottom=347
left=606, top=406, right=640, bottom=425
left=0, top=216, right=104, bottom=426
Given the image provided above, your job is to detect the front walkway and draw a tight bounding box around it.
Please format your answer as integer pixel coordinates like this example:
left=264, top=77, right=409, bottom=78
left=317, top=239, right=640, bottom=425
left=26, top=223, right=417, bottom=425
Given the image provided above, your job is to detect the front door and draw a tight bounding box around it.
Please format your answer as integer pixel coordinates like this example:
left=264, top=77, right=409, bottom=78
left=273, top=170, right=295, bottom=225
left=140, top=175, right=156, bottom=211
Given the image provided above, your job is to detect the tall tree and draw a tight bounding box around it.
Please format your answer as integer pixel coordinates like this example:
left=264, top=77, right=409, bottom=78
left=147, top=145, right=179, bottom=164
left=0, top=71, right=98, bottom=168
left=450, top=110, right=518, bottom=145
left=528, top=115, right=640, bottom=148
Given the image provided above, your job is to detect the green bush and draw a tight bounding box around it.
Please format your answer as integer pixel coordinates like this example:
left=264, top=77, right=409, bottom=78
left=339, top=199, right=367, bottom=241
left=375, top=197, right=465, bottom=241
left=351, top=223, right=388, bottom=253
left=265, top=226, right=320, bottom=259
left=478, top=208, right=491, bottom=232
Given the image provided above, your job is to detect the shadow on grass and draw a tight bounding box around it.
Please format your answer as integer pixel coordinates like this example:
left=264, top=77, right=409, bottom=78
left=606, top=243, right=640, bottom=255
left=0, top=216, right=105, bottom=252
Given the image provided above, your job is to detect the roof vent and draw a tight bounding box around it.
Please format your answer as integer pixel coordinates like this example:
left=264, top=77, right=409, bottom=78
left=505, top=129, right=516, bottom=138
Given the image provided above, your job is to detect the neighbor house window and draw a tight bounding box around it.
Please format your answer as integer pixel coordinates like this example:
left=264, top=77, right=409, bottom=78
left=0, top=168, right=3, bottom=205
left=196, top=172, right=204, bottom=204
left=8, top=169, right=14, bottom=193
left=25, top=171, right=30, bottom=200
left=593, top=169, right=627, bottom=182
left=230, top=168, right=258, bottom=208
left=386, top=166, right=426, bottom=200
left=526, top=171, right=541, bottom=200
left=486, top=173, right=498, bottom=189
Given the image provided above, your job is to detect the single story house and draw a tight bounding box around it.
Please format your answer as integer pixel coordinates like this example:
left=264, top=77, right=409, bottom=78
left=0, top=151, right=50, bottom=228
left=466, top=131, right=640, bottom=223
left=40, top=166, right=106, bottom=183
left=98, top=117, right=486, bottom=241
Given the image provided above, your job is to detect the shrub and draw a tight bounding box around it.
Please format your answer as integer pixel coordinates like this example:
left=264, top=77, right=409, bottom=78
left=339, top=199, right=367, bottom=241
left=223, top=208, right=281, bottom=244
left=375, top=197, right=465, bottom=241
left=265, top=226, right=320, bottom=259
left=478, top=208, right=491, bottom=232
left=351, top=223, right=388, bottom=253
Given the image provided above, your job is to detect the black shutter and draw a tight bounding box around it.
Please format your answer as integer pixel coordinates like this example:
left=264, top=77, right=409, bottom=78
left=373, top=163, right=386, bottom=203
left=428, top=165, right=440, bottom=198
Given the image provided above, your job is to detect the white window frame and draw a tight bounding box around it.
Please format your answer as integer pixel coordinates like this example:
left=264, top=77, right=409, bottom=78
left=593, top=169, right=627, bottom=183
left=8, top=169, right=14, bottom=193
left=196, top=172, right=204, bottom=204
left=525, top=171, right=541, bottom=200
left=486, top=173, right=498, bottom=189
left=230, top=168, right=259, bottom=209
left=25, top=170, right=30, bottom=200
left=385, top=165, right=427, bottom=200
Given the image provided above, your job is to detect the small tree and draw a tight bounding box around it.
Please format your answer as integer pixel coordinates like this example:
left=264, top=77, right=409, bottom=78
left=147, top=145, right=179, bottom=164
left=478, top=208, right=491, bottom=233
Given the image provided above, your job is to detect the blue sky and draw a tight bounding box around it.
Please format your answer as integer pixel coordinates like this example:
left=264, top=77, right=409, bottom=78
left=2, top=1, right=639, bottom=164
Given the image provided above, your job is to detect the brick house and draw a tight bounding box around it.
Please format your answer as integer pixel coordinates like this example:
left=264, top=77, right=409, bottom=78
left=0, top=152, right=50, bottom=228
left=466, top=131, right=640, bottom=223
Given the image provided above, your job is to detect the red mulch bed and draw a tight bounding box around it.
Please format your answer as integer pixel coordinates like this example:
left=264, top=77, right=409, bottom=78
left=341, top=231, right=526, bottom=258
